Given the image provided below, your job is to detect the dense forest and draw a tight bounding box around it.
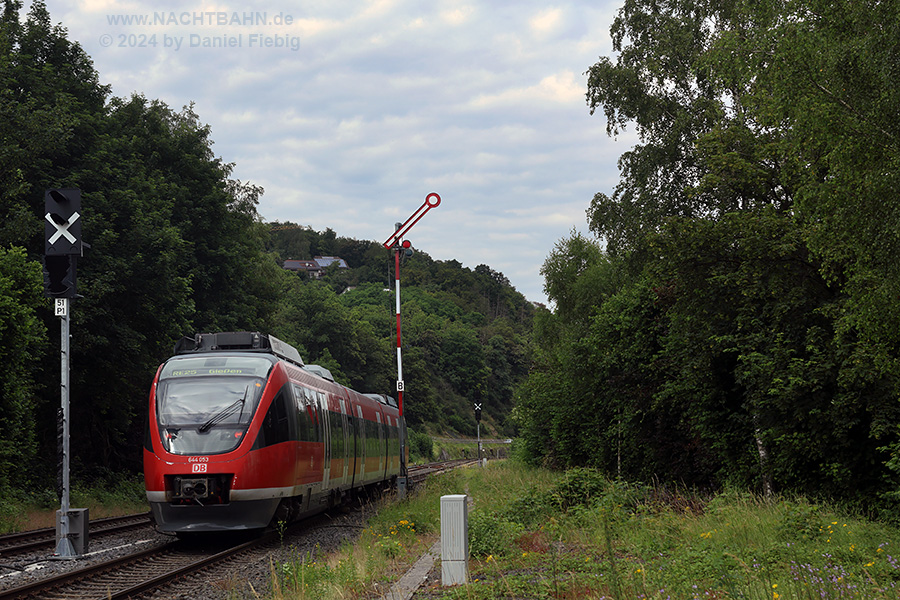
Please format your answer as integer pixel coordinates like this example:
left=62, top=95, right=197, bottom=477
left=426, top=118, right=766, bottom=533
left=0, top=0, right=533, bottom=493
left=515, top=0, right=900, bottom=512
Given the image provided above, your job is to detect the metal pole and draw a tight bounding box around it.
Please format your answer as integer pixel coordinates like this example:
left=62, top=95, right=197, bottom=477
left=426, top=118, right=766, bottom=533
left=55, top=299, right=76, bottom=558
left=395, top=247, right=404, bottom=418
left=477, top=422, right=482, bottom=467
left=394, top=247, right=408, bottom=499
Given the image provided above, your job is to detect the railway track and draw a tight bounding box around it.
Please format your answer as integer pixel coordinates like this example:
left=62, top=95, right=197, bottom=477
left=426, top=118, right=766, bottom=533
left=0, top=512, right=153, bottom=558
left=0, top=532, right=271, bottom=599
left=407, top=457, right=479, bottom=483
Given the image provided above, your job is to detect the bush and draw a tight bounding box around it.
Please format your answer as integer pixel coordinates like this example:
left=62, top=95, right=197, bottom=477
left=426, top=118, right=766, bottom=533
left=0, top=495, right=23, bottom=533
left=409, top=430, right=434, bottom=462
left=775, top=498, right=822, bottom=541
left=551, top=467, right=610, bottom=511
left=503, top=486, right=557, bottom=529
left=468, top=510, right=525, bottom=558
left=448, top=413, right=475, bottom=437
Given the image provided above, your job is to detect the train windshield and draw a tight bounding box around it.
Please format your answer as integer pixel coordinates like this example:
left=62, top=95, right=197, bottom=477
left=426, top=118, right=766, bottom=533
left=156, top=356, right=273, bottom=455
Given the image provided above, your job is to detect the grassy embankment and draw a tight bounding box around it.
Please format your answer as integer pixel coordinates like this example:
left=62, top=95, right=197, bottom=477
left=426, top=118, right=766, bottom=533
left=0, top=474, right=148, bottom=533
left=271, top=460, right=900, bottom=600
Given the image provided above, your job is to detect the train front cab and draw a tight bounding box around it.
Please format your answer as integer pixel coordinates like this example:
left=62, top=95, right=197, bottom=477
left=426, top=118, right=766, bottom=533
left=144, top=352, right=295, bottom=532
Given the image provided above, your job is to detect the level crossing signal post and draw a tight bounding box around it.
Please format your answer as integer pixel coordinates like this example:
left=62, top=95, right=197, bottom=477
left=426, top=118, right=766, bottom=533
left=43, top=188, right=87, bottom=559
left=383, top=193, right=441, bottom=499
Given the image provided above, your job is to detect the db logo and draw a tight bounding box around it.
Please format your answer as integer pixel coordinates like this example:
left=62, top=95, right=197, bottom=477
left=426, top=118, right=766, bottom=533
left=192, top=463, right=207, bottom=473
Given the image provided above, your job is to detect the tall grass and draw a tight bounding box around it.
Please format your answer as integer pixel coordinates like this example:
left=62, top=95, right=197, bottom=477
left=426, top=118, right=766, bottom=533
left=271, top=469, right=472, bottom=599
left=0, top=475, right=148, bottom=533
left=268, top=462, right=900, bottom=599
left=449, top=467, right=900, bottom=599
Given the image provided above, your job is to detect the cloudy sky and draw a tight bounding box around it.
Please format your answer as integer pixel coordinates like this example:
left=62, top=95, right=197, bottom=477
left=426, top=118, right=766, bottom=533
left=37, top=0, right=633, bottom=305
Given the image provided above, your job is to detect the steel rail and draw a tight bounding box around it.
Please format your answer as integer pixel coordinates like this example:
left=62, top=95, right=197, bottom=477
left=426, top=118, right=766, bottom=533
left=0, top=512, right=153, bottom=558
left=0, top=531, right=276, bottom=600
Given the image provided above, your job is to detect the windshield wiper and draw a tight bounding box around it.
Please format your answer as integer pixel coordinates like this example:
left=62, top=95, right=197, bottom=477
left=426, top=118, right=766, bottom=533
left=198, top=386, right=248, bottom=433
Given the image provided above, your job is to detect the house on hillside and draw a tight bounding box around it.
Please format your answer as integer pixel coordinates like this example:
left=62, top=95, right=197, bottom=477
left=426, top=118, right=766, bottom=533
left=282, top=256, right=350, bottom=278
left=282, top=259, right=320, bottom=277
left=313, top=256, right=349, bottom=270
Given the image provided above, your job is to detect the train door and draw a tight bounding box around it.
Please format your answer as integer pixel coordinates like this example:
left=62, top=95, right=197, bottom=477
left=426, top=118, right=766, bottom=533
left=291, top=383, right=312, bottom=481
left=347, top=398, right=358, bottom=489
left=319, top=391, right=331, bottom=485
left=356, top=405, right=366, bottom=481
left=326, top=394, right=346, bottom=490
left=375, top=410, right=385, bottom=480
left=338, top=397, right=350, bottom=486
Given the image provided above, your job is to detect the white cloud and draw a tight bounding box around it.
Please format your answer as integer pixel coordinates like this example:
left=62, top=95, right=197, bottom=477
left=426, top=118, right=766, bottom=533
left=529, top=7, right=563, bottom=37
left=467, top=70, right=584, bottom=108
left=291, top=17, right=342, bottom=37
left=79, top=0, right=135, bottom=12
left=439, top=4, right=474, bottom=26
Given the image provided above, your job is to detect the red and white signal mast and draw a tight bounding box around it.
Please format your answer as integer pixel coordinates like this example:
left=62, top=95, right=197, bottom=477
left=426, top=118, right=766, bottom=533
left=383, top=192, right=441, bottom=496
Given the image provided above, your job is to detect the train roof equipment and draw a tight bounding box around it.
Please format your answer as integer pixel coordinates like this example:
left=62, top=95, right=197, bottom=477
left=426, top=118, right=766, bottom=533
left=363, top=393, right=399, bottom=408
left=303, top=364, right=335, bottom=382
left=173, top=332, right=305, bottom=367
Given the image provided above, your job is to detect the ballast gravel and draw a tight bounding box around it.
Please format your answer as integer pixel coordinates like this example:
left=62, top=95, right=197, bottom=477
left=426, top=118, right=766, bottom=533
left=0, top=507, right=373, bottom=599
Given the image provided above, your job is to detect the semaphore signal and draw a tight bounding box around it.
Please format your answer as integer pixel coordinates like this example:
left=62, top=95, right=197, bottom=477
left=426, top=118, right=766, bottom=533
left=383, top=192, right=441, bottom=498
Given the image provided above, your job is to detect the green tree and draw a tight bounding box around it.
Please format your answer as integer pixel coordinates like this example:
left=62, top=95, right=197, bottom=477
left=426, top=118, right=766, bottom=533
left=585, top=0, right=728, bottom=256
left=541, top=230, right=626, bottom=323
left=0, top=247, right=46, bottom=488
left=0, top=0, right=108, bottom=250
left=721, top=0, right=900, bottom=353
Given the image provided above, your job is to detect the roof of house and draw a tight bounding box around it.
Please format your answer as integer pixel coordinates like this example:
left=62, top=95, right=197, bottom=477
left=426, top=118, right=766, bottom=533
left=313, top=256, right=349, bottom=269
left=283, top=259, right=319, bottom=271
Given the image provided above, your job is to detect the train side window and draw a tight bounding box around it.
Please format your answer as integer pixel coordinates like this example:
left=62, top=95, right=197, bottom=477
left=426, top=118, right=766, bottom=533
left=388, top=419, right=397, bottom=456
left=309, top=389, right=321, bottom=441
left=329, top=411, right=344, bottom=457
left=366, top=419, right=379, bottom=458
left=290, top=384, right=309, bottom=442
left=292, top=384, right=322, bottom=442
left=257, top=386, right=292, bottom=448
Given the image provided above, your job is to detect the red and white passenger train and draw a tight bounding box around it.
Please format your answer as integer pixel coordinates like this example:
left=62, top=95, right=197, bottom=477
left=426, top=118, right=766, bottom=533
left=143, top=331, right=405, bottom=533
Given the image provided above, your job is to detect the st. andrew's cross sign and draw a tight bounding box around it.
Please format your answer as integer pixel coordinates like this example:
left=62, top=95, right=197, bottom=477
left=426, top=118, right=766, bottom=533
left=44, top=188, right=82, bottom=256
